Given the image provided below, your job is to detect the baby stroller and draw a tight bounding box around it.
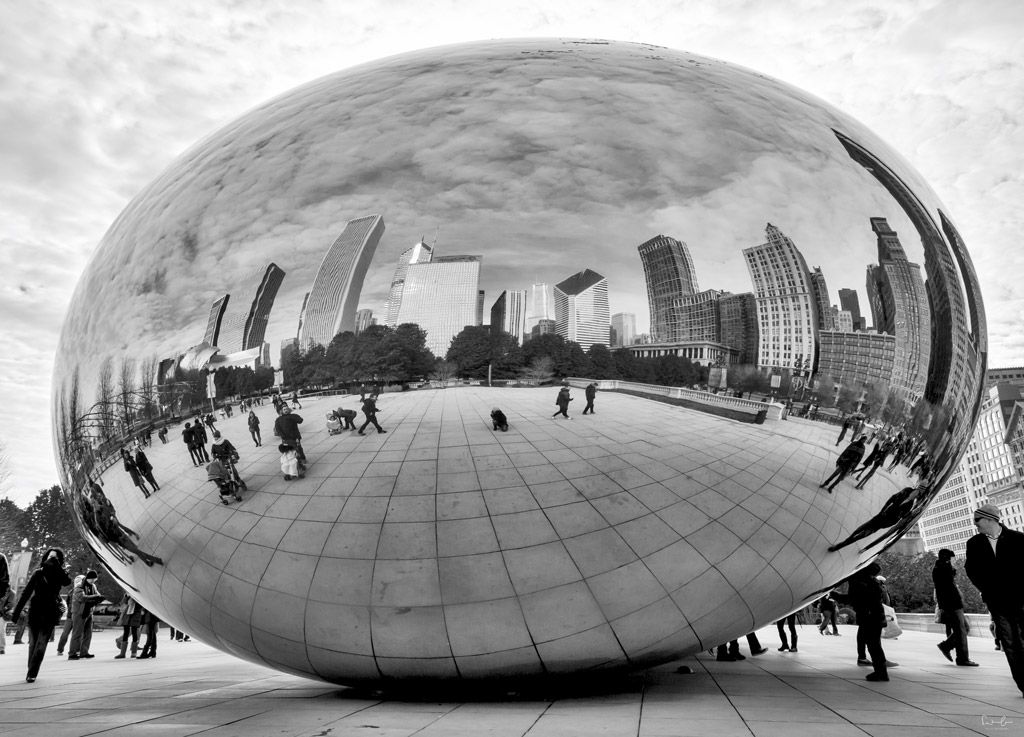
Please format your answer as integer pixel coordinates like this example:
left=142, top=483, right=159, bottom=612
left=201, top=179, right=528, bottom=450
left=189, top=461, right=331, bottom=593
left=326, top=412, right=342, bottom=436
left=207, top=458, right=243, bottom=504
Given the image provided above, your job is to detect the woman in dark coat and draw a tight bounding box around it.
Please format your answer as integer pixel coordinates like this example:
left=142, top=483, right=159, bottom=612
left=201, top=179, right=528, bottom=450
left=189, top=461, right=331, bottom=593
left=134, top=448, right=159, bottom=491
left=11, top=547, right=72, bottom=682
left=121, top=447, right=151, bottom=498
left=834, top=561, right=890, bottom=682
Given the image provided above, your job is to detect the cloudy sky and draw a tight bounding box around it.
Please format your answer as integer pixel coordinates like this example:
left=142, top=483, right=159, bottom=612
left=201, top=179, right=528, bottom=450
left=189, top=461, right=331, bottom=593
left=2, top=0, right=1022, bottom=506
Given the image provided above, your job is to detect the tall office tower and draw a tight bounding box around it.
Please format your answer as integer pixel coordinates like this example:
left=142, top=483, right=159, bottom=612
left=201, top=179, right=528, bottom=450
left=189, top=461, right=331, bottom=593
left=384, top=240, right=433, bottom=327
left=242, top=263, right=285, bottom=350
left=809, top=267, right=832, bottom=330
left=672, top=289, right=724, bottom=342
left=611, top=312, right=637, bottom=348
left=838, top=288, right=866, bottom=331
left=526, top=282, right=553, bottom=334
left=553, top=269, right=610, bottom=351
left=476, top=290, right=485, bottom=327
left=354, top=309, right=374, bottom=335
left=864, top=217, right=931, bottom=405
left=299, top=215, right=385, bottom=350
left=718, top=293, right=758, bottom=365
left=295, top=292, right=309, bottom=342
left=836, top=130, right=980, bottom=459
left=218, top=262, right=287, bottom=354
left=396, top=255, right=482, bottom=358
left=637, top=235, right=699, bottom=342
left=742, top=224, right=818, bottom=371
left=203, top=295, right=229, bottom=346
left=491, top=290, right=528, bottom=343
left=829, top=306, right=854, bottom=333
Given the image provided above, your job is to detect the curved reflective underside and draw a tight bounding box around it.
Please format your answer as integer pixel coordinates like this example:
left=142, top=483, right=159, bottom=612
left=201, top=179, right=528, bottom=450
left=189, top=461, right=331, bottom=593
left=52, top=39, right=985, bottom=684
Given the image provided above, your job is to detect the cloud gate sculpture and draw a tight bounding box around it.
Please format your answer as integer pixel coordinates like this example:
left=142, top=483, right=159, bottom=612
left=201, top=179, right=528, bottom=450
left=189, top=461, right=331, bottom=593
left=53, top=39, right=986, bottom=684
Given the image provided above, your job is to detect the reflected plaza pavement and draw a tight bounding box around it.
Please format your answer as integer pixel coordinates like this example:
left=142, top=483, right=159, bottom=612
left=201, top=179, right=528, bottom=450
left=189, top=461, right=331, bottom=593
left=1, top=625, right=1019, bottom=736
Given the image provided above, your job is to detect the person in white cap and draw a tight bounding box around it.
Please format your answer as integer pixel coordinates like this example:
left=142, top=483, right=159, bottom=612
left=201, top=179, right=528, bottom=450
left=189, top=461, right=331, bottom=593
left=966, top=503, right=1024, bottom=695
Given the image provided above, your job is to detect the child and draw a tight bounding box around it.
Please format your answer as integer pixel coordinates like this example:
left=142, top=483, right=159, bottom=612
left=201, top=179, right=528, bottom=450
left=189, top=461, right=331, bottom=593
left=279, top=443, right=301, bottom=480
left=491, top=407, right=509, bottom=432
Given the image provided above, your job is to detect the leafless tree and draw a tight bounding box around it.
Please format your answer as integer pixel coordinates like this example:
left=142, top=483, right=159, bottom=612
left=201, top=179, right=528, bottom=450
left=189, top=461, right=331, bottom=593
left=118, top=356, right=137, bottom=430
left=95, top=356, right=117, bottom=444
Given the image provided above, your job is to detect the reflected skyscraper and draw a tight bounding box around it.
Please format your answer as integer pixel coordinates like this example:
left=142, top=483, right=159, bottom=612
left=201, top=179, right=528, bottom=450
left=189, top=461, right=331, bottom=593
left=718, top=293, right=758, bottom=365
left=838, top=288, right=866, bottom=331
left=611, top=312, right=636, bottom=348
left=299, top=215, right=385, bottom=349
left=385, top=240, right=433, bottom=328
left=554, top=269, right=609, bottom=351
left=743, top=224, right=818, bottom=372
left=396, top=255, right=482, bottom=357
left=217, top=263, right=286, bottom=354
left=526, top=282, right=553, bottom=335
left=673, top=290, right=724, bottom=342
left=491, top=290, right=528, bottom=343
left=203, top=295, right=229, bottom=346
left=809, top=267, right=832, bottom=330
left=865, top=217, right=930, bottom=405
left=638, top=235, right=699, bottom=342
left=355, top=309, right=374, bottom=335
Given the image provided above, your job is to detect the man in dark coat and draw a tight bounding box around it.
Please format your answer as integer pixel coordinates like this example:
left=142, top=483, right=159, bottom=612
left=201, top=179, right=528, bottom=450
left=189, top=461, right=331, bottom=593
left=552, top=387, right=572, bottom=419
left=820, top=436, right=867, bottom=492
left=273, top=406, right=306, bottom=460
left=834, top=562, right=890, bottom=681
left=582, top=383, right=597, bottom=415
left=933, top=548, right=977, bottom=666
left=966, top=504, right=1024, bottom=694
left=11, top=548, right=72, bottom=682
left=182, top=423, right=203, bottom=466
left=358, top=395, right=386, bottom=434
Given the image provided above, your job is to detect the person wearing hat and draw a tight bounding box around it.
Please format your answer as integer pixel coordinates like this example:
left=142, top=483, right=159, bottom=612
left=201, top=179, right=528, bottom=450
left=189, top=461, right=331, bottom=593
left=966, top=503, right=1024, bottom=694
left=67, top=569, right=104, bottom=660
left=933, top=548, right=977, bottom=666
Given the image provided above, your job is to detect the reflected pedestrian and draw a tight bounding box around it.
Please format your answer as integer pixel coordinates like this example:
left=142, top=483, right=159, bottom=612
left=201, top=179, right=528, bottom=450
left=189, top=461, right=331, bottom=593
left=134, top=448, right=159, bottom=492
left=10, top=548, right=72, bottom=682
left=121, top=448, right=152, bottom=498
left=819, top=436, right=866, bottom=493
left=248, top=410, right=261, bottom=446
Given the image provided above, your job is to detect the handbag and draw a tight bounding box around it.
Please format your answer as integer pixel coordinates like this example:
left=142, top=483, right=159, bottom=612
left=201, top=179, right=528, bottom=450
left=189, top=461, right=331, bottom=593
left=882, top=603, right=902, bottom=639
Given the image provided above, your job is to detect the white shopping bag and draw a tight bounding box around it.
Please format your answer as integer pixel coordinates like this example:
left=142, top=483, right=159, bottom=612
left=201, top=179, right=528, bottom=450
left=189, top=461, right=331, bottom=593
left=881, top=603, right=902, bottom=639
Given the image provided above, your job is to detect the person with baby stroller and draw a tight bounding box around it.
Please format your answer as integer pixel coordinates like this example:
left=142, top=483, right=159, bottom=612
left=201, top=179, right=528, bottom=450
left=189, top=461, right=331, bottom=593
left=210, top=431, right=246, bottom=490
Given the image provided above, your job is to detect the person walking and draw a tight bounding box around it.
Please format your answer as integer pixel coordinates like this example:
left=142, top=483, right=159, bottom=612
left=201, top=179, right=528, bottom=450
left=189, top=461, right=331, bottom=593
left=55, top=589, right=73, bottom=655
left=248, top=410, right=261, bottom=446
left=776, top=613, right=798, bottom=651
left=552, top=386, right=573, bottom=419
left=357, top=395, right=386, bottom=435
left=10, top=548, right=72, bottom=682
left=274, top=406, right=308, bottom=461
left=138, top=607, right=160, bottom=659
left=836, top=415, right=854, bottom=446
left=819, top=436, right=867, bottom=492
left=0, top=553, right=10, bottom=655
left=192, top=419, right=211, bottom=462
left=933, top=548, right=977, bottom=666
left=834, top=562, right=891, bottom=681
left=582, top=383, right=597, bottom=415
left=716, top=632, right=768, bottom=661
left=291, top=390, right=302, bottom=409
left=67, top=569, right=103, bottom=660
left=966, top=504, right=1024, bottom=695
left=114, top=593, right=142, bottom=659
left=183, top=423, right=203, bottom=466
left=134, top=448, right=159, bottom=492
left=121, top=447, right=151, bottom=498
left=157, top=426, right=168, bottom=444
left=818, top=593, right=840, bottom=636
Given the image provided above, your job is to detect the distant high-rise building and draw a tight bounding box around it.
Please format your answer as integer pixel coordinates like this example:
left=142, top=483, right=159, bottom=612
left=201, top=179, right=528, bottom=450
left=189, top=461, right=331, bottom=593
left=355, top=309, right=374, bottom=335
left=637, top=235, right=699, bottom=342
left=531, top=319, right=556, bottom=339
left=476, top=290, right=485, bottom=327
left=829, top=306, right=854, bottom=333
left=816, top=330, right=895, bottom=395
left=299, top=215, right=384, bottom=350
left=838, top=288, right=866, bottom=331
left=396, top=255, right=482, bottom=358
left=279, top=337, right=298, bottom=367
left=491, top=290, right=528, bottom=343
left=672, top=289, right=724, bottom=343
left=611, top=312, right=637, bottom=348
left=742, top=224, right=817, bottom=371
left=385, top=240, right=433, bottom=328
left=809, top=267, right=832, bottom=331
left=526, top=282, right=553, bottom=334
left=203, top=295, right=229, bottom=346
left=718, top=293, right=758, bottom=365
left=865, top=217, right=931, bottom=405
left=553, top=269, right=610, bottom=351
left=217, top=262, right=286, bottom=354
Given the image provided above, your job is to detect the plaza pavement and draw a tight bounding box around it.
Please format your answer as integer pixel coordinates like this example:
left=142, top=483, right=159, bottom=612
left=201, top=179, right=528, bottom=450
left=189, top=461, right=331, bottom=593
left=2, top=625, right=1022, bottom=736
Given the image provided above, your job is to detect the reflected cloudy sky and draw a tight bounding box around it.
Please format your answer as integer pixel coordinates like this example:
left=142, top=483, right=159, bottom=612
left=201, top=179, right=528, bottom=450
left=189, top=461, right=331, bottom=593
left=2, top=1, right=1022, bottom=503
left=55, top=39, right=942, bottom=391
